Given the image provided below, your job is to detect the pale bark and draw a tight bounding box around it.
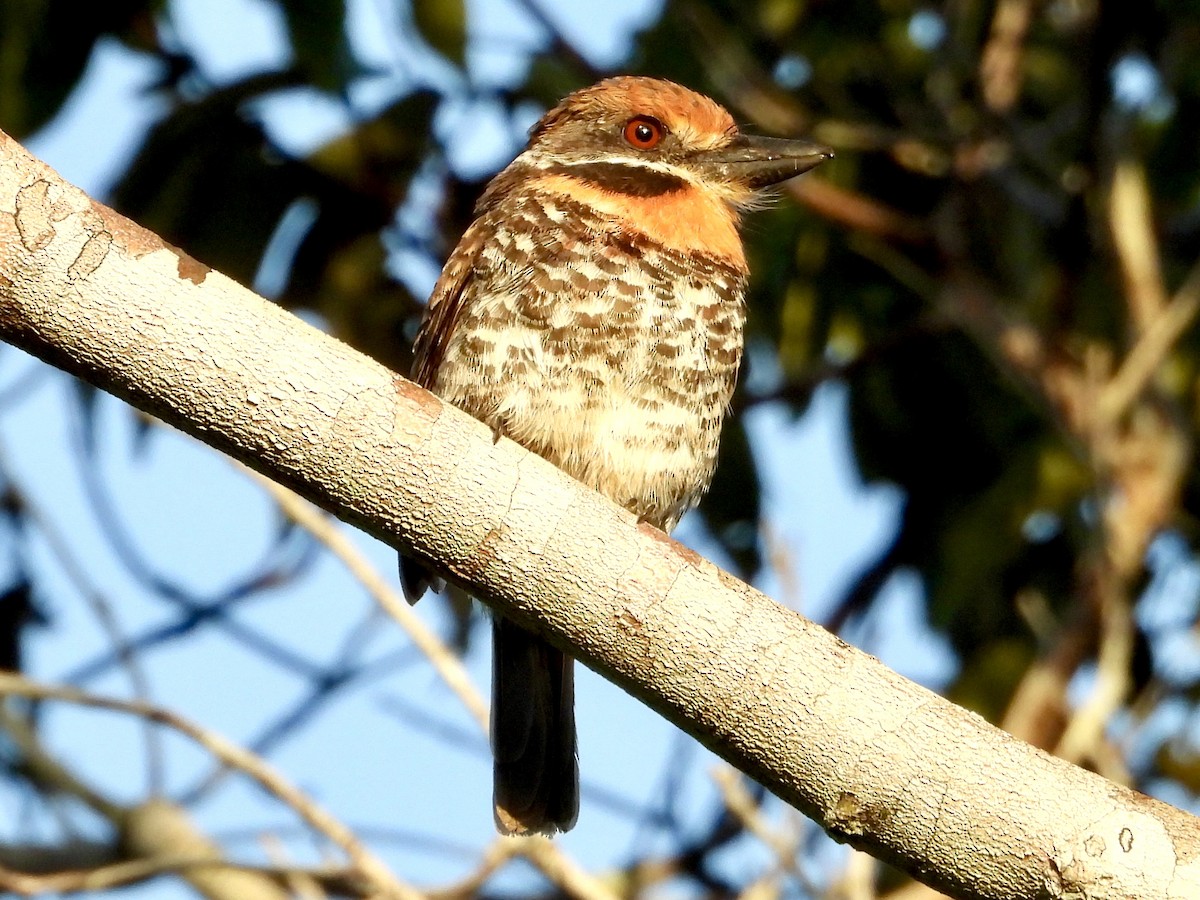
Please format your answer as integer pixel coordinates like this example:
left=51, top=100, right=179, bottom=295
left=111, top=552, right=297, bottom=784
left=1, top=128, right=1198, bottom=900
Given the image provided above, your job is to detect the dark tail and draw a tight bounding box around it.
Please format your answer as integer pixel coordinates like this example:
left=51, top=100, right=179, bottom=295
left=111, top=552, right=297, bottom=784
left=490, top=616, right=578, bottom=835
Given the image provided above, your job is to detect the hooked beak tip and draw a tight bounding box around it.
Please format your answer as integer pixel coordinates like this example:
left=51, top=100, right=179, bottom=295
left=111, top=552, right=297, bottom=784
left=793, top=147, right=835, bottom=174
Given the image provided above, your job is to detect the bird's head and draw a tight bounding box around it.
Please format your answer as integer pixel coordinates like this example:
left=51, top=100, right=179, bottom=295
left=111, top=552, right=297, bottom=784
left=521, top=76, right=832, bottom=210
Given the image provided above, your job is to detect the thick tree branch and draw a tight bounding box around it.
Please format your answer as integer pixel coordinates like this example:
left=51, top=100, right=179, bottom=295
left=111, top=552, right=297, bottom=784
left=1, top=130, right=1198, bottom=900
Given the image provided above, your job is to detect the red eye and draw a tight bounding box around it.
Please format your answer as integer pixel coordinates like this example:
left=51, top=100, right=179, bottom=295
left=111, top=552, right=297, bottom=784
left=623, top=116, right=664, bottom=149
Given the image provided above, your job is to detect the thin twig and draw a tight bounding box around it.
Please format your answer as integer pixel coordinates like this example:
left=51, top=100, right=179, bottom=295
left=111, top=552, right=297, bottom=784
left=241, top=466, right=611, bottom=900
left=0, top=359, right=49, bottom=411
left=63, top=402, right=323, bottom=682
left=980, top=0, right=1037, bottom=112
left=835, top=850, right=879, bottom=900
left=0, top=673, right=415, bottom=899
left=0, top=855, right=368, bottom=897
left=787, top=177, right=930, bottom=245
left=426, top=839, right=517, bottom=900
left=712, top=767, right=814, bottom=894
left=516, top=836, right=619, bottom=900
left=240, top=463, right=489, bottom=732
left=1109, top=158, right=1168, bottom=334
left=0, top=437, right=165, bottom=794
left=0, top=705, right=125, bottom=821
left=1052, top=561, right=1133, bottom=782
left=1097, top=257, right=1200, bottom=423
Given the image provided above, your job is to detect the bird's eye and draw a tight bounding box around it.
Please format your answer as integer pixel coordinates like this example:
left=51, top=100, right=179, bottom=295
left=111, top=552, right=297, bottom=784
left=623, top=116, right=665, bottom=150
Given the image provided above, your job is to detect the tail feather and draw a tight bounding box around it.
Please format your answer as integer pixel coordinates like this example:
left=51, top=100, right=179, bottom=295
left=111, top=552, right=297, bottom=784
left=491, top=616, right=579, bottom=835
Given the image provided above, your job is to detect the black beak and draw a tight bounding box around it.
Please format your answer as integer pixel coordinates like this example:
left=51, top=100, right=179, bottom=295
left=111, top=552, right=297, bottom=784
left=697, top=134, right=833, bottom=189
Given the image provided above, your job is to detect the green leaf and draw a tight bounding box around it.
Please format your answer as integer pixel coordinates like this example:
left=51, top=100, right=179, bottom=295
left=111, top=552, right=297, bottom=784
left=0, top=0, right=164, bottom=136
left=276, top=0, right=356, bottom=90
left=411, top=0, right=467, bottom=67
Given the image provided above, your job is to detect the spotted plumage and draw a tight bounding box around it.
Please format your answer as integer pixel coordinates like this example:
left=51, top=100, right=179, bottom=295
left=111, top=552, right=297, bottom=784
left=403, top=76, right=830, bottom=836
left=419, top=190, right=746, bottom=530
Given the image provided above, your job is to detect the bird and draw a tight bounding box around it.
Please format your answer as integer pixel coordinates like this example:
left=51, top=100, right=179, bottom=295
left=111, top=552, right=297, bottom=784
left=401, top=76, right=831, bottom=836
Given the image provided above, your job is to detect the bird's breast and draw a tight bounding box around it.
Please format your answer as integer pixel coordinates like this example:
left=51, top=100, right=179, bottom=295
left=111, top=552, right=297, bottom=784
left=532, top=172, right=746, bottom=269
left=433, top=201, right=748, bottom=529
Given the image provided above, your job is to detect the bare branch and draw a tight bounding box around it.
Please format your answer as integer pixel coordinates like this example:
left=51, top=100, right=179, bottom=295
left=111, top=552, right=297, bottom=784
left=1098, top=258, right=1200, bottom=423
left=1109, top=158, right=1169, bottom=335
left=0, top=673, right=413, bottom=899
left=241, top=464, right=490, bottom=731
left=0, top=440, right=165, bottom=792
left=0, top=851, right=370, bottom=898
left=980, top=0, right=1037, bottom=112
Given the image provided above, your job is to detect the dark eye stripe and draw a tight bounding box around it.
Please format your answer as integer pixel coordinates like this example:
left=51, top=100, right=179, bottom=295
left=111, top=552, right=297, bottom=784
left=546, top=162, right=685, bottom=197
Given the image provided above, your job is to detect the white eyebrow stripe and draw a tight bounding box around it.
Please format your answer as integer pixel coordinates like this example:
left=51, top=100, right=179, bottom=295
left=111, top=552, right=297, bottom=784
left=521, top=151, right=699, bottom=185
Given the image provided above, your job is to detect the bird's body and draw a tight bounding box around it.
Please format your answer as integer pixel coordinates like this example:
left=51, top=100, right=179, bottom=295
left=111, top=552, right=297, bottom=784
left=420, top=189, right=747, bottom=531
left=404, top=76, right=830, bottom=836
